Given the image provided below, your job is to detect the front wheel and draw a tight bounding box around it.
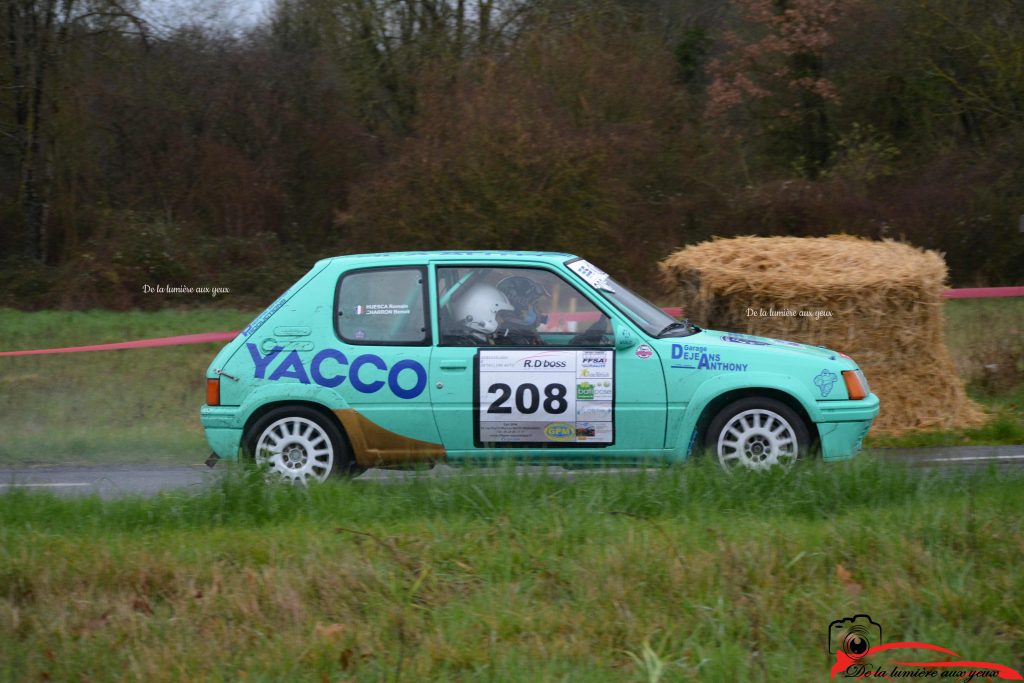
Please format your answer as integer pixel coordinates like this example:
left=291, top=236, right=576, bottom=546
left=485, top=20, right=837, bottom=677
left=244, top=407, right=356, bottom=484
left=703, top=397, right=811, bottom=472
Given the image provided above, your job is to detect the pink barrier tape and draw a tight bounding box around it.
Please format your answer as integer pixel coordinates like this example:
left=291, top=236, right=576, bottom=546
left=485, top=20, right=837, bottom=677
left=943, top=286, right=1024, bottom=299
left=0, top=331, right=239, bottom=357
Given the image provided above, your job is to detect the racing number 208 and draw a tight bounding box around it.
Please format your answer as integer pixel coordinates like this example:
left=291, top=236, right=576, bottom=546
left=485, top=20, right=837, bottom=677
left=486, top=382, right=568, bottom=415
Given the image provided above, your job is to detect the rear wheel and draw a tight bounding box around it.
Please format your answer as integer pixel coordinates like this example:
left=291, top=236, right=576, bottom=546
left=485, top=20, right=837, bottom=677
left=703, top=397, right=811, bottom=472
left=244, top=406, right=357, bottom=483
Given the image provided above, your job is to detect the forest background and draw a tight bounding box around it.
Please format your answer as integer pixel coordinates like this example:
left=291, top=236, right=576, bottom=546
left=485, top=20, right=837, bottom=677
left=2, top=0, right=1022, bottom=310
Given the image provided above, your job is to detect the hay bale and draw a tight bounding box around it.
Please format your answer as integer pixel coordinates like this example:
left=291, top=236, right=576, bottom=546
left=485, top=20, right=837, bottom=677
left=659, top=235, right=985, bottom=434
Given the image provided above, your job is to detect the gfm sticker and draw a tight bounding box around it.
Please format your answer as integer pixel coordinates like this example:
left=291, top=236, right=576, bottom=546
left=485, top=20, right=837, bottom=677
left=635, top=344, right=654, bottom=360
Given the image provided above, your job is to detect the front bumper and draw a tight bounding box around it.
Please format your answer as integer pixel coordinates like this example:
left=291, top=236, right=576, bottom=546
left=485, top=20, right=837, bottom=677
left=816, top=394, right=880, bottom=461
left=200, top=405, right=244, bottom=460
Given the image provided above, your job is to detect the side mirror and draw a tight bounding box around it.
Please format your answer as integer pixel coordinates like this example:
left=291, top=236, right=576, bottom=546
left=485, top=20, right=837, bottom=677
left=614, top=324, right=637, bottom=350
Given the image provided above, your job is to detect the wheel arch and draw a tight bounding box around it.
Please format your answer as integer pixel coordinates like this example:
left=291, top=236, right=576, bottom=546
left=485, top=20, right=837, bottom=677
left=241, top=400, right=354, bottom=459
left=691, top=388, right=818, bottom=453
left=671, top=373, right=821, bottom=461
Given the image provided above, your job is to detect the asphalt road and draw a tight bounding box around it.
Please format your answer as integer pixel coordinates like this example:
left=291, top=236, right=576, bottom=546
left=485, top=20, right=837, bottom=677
left=1, top=445, right=1022, bottom=499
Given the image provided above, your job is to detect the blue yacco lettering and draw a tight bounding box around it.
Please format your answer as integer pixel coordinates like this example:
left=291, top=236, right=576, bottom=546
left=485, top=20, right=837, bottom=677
left=250, top=346, right=428, bottom=399
left=248, top=343, right=284, bottom=379
left=350, top=355, right=386, bottom=393
left=269, top=350, right=311, bottom=384
left=310, top=349, right=348, bottom=388
left=388, top=359, right=428, bottom=400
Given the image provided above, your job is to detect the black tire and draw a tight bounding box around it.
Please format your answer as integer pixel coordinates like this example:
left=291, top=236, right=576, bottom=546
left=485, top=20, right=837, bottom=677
left=243, top=406, right=360, bottom=482
left=703, top=396, right=812, bottom=471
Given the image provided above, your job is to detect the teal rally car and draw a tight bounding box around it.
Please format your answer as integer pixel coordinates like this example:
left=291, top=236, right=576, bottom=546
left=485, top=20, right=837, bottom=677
left=200, top=252, right=879, bottom=481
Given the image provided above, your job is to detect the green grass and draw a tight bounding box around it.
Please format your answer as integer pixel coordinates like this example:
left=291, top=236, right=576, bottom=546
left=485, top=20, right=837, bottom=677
left=0, top=299, right=1021, bottom=466
left=943, top=298, right=1024, bottom=396
left=0, top=308, right=256, bottom=465
left=1, top=459, right=1022, bottom=681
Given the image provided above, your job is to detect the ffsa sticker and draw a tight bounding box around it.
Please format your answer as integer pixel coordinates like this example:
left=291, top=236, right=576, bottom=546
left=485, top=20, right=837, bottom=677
left=477, top=349, right=614, bottom=445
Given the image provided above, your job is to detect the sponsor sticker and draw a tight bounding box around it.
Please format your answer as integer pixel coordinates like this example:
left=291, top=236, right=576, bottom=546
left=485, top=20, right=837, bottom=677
left=635, top=344, right=654, bottom=360
left=576, top=379, right=612, bottom=401
left=814, top=368, right=838, bottom=397
left=242, top=295, right=287, bottom=337
left=247, top=343, right=427, bottom=399
left=669, top=343, right=748, bottom=371
left=575, top=421, right=613, bottom=442
left=720, top=334, right=771, bottom=346
left=579, top=350, right=611, bottom=377
left=544, top=423, right=576, bottom=441
left=576, top=402, right=612, bottom=421
left=567, top=260, right=615, bottom=292
left=356, top=303, right=410, bottom=316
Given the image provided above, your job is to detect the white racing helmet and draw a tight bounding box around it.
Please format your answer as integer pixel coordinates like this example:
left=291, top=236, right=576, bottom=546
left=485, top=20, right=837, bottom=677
left=451, top=283, right=515, bottom=338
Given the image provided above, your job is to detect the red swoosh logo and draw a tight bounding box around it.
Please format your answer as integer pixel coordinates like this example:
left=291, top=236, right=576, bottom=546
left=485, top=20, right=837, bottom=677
left=832, top=642, right=1022, bottom=680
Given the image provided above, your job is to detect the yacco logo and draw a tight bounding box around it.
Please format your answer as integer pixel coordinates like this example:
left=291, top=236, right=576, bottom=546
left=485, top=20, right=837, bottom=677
left=247, top=343, right=427, bottom=400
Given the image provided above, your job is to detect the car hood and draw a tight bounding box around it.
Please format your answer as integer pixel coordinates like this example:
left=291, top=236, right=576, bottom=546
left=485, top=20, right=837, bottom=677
left=692, top=329, right=841, bottom=360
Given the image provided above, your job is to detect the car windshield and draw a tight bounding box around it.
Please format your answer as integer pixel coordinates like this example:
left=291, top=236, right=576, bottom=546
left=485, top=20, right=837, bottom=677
left=565, top=258, right=698, bottom=338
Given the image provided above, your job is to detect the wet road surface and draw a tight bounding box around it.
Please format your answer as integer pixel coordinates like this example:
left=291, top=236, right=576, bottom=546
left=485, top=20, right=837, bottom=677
left=0, top=444, right=1021, bottom=499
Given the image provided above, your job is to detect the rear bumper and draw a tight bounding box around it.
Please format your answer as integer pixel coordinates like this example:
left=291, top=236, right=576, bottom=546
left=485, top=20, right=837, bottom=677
left=816, top=394, right=880, bottom=461
left=200, top=405, right=243, bottom=460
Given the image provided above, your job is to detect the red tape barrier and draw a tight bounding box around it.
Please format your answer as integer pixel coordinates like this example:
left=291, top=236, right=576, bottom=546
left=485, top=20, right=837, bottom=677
left=0, top=331, right=239, bottom=357
left=942, top=286, right=1024, bottom=299
left=0, top=287, right=1019, bottom=356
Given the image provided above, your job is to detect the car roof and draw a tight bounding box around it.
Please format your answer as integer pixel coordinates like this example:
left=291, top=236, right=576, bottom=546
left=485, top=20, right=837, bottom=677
left=317, top=250, right=580, bottom=268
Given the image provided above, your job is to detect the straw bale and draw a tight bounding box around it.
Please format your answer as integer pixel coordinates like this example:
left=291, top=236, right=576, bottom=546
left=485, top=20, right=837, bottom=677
left=659, top=236, right=985, bottom=434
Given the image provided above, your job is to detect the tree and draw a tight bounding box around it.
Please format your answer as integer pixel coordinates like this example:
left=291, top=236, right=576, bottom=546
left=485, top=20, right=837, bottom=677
left=705, top=0, right=848, bottom=177
left=1, top=0, right=146, bottom=262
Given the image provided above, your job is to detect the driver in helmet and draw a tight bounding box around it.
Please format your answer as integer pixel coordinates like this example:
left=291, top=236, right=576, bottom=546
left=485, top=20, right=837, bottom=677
left=450, top=276, right=550, bottom=345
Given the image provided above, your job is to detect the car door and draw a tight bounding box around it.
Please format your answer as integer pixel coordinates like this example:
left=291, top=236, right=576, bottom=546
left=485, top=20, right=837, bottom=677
left=332, top=264, right=442, bottom=460
left=429, top=262, right=666, bottom=461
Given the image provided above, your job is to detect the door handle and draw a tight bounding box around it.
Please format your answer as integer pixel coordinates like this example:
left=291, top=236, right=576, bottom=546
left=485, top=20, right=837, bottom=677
left=439, top=360, right=468, bottom=371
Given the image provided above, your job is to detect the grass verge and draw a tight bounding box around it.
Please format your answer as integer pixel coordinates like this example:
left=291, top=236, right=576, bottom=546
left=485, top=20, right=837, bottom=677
left=1, top=458, right=1022, bottom=681
left=0, top=308, right=255, bottom=465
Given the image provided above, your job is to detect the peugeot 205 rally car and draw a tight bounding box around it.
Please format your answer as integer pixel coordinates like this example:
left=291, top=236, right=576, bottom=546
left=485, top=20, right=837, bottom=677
left=200, top=252, right=879, bottom=481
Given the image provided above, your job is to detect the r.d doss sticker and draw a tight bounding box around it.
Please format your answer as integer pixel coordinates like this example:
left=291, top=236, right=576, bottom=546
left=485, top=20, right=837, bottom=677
left=476, top=349, right=614, bottom=446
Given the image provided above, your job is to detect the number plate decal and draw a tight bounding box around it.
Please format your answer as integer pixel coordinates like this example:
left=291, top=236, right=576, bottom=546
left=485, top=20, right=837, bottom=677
left=476, top=349, right=614, bottom=446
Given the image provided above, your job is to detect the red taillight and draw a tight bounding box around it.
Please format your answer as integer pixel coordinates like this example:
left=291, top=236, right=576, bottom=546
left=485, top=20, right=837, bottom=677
left=842, top=370, right=867, bottom=400
left=206, top=378, right=220, bottom=406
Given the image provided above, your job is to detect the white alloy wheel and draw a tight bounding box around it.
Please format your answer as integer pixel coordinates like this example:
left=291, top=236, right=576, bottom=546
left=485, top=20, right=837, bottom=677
left=715, top=408, right=799, bottom=471
left=254, top=416, right=335, bottom=484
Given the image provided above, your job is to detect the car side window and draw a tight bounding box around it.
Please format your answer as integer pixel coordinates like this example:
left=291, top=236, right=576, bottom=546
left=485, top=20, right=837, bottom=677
left=336, top=267, right=429, bottom=345
left=436, top=266, right=612, bottom=347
